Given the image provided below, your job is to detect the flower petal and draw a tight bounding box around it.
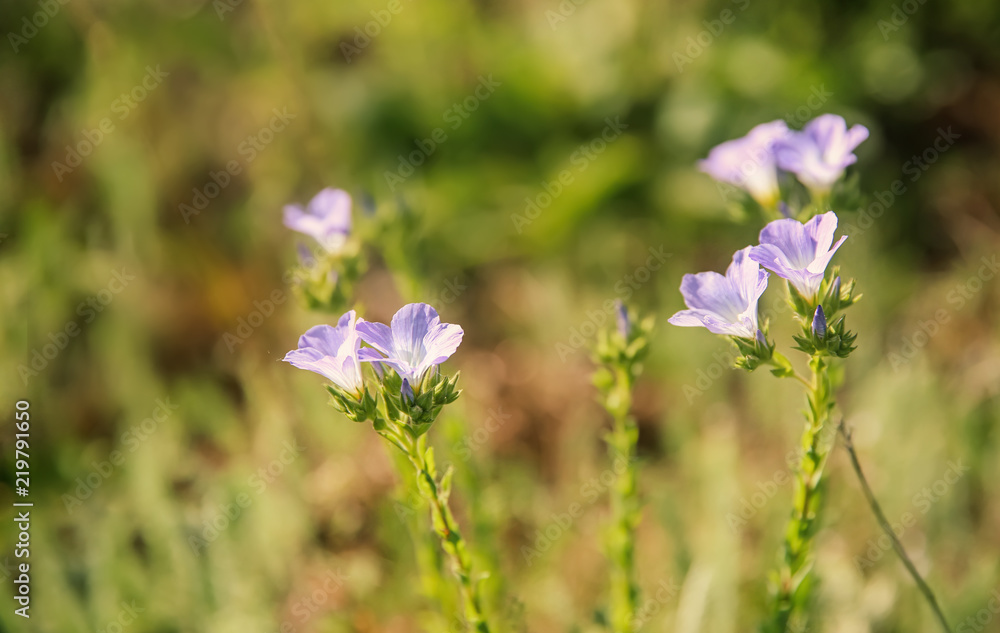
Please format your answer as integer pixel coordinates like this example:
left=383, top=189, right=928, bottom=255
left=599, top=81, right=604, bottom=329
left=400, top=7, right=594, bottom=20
left=807, top=235, right=847, bottom=275
left=308, top=188, right=352, bottom=226
left=803, top=211, right=839, bottom=253
left=389, top=303, right=439, bottom=364
left=669, top=309, right=753, bottom=338
left=421, top=322, right=464, bottom=369
left=727, top=247, right=768, bottom=306
left=284, top=312, right=363, bottom=393
left=679, top=272, right=744, bottom=321
left=776, top=115, right=868, bottom=191
left=283, top=205, right=322, bottom=239
left=356, top=320, right=394, bottom=357
left=752, top=212, right=845, bottom=297
left=298, top=324, right=346, bottom=358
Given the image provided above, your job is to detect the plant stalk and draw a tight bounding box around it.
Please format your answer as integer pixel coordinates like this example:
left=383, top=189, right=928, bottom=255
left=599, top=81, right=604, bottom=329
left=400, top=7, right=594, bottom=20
left=404, top=432, right=491, bottom=633
left=837, top=421, right=951, bottom=633
left=770, top=354, right=832, bottom=632
left=606, top=365, right=640, bottom=633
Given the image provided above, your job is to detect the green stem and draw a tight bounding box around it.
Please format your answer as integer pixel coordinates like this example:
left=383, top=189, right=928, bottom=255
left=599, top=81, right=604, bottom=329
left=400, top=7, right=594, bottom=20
left=837, top=421, right=952, bottom=633
left=770, top=354, right=832, bottom=632
left=606, top=366, right=639, bottom=633
left=403, top=432, right=491, bottom=633
left=387, top=448, right=455, bottom=629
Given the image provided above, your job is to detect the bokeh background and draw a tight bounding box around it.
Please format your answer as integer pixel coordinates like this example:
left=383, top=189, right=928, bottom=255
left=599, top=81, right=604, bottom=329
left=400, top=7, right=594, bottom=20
left=2, top=0, right=1000, bottom=631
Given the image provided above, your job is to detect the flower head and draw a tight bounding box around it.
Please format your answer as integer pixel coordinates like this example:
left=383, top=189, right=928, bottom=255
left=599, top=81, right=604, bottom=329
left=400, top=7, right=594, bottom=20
left=356, top=303, right=464, bottom=385
left=283, top=310, right=364, bottom=395
left=749, top=211, right=847, bottom=299
left=775, top=114, right=869, bottom=193
left=699, top=120, right=789, bottom=208
left=283, top=188, right=353, bottom=253
left=668, top=247, right=769, bottom=340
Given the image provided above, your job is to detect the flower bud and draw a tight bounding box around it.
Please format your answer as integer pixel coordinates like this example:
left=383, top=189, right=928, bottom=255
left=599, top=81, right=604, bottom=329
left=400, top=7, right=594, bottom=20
left=401, top=379, right=415, bottom=406
left=812, top=306, right=827, bottom=339
left=296, top=243, right=317, bottom=268
left=615, top=300, right=631, bottom=339
left=756, top=328, right=768, bottom=348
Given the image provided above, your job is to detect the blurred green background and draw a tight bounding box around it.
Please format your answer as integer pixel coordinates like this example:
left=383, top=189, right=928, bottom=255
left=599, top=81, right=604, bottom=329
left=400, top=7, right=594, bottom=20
left=2, top=0, right=999, bottom=631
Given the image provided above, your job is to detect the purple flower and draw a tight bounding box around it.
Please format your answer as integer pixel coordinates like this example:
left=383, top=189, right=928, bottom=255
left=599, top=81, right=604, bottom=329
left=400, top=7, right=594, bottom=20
left=749, top=211, right=847, bottom=299
left=283, top=188, right=352, bottom=253
left=356, top=303, right=464, bottom=384
left=775, top=114, right=869, bottom=193
left=283, top=310, right=364, bottom=395
left=699, top=120, right=789, bottom=208
left=668, top=247, right=769, bottom=340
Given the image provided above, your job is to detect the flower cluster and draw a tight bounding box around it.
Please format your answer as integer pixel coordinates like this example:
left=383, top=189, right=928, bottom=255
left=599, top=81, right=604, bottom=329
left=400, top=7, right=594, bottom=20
left=680, top=113, right=869, bottom=632
left=669, top=211, right=857, bottom=368
left=700, top=114, right=868, bottom=215
left=283, top=188, right=366, bottom=312
left=283, top=302, right=463, bottom=434
left=591, top=300, right=654, bottom=416
left=589, top=301, right=654, bottom=631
